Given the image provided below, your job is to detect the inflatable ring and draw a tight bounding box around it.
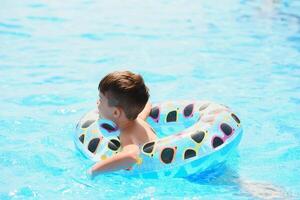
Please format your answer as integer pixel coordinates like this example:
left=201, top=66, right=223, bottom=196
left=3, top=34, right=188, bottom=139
left=74, top=100, right=242, bottom=178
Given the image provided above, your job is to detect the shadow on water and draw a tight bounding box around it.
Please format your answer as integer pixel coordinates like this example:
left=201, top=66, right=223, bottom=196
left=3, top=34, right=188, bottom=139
left=186, top=162, right=293, bottom=199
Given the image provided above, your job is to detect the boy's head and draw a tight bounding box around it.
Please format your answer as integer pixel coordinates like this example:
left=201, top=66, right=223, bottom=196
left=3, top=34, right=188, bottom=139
left=97, top=71, right=149, bottom=121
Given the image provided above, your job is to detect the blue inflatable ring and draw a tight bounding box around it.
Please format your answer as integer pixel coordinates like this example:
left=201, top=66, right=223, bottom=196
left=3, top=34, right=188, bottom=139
left=74, top=100, right=242, bottom=178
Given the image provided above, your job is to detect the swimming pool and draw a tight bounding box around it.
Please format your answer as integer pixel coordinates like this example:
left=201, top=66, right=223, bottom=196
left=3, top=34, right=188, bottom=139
left=1, top=0, right=299, bottom=199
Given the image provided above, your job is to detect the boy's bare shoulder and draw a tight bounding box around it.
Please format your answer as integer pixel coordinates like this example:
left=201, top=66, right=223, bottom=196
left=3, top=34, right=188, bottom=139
left=120, top=119, right=156, bottom=146
left=119, top=130, right=134, bottom=147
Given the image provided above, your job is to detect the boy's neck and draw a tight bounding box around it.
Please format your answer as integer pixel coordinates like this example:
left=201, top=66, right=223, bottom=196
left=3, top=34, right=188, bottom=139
left=117, top=119, right=135, bottom=132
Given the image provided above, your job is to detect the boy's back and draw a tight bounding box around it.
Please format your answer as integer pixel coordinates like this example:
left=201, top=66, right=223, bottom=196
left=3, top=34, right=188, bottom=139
left=120, top=117, right=157, bottom=147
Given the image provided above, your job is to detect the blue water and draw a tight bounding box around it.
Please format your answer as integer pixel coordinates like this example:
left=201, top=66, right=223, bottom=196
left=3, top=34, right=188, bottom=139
left=1, top=0, right=300, bottom=199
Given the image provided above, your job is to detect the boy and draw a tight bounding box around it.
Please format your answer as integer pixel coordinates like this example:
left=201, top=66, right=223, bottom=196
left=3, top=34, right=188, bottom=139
left=89, top=71, right=157, bottom=176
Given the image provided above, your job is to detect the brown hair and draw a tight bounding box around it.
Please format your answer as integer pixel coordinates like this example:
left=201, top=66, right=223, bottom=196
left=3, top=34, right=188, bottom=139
left=98, top=71, right=149, bottom=120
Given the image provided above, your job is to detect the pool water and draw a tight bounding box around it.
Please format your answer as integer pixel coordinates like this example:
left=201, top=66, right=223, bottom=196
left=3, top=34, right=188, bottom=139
left=1, top=0, right=300, bottom=199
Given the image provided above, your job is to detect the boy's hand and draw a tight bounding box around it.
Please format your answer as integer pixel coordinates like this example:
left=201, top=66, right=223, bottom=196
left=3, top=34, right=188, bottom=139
left=200, top=106, right=229, bottom=125
left=87, top=168, right=93, bottom=176
left=125, top=166, right=133, bottom=171
left=138, top=101, right=152, bottom=121
left=87, top=168, right=95, bottom=179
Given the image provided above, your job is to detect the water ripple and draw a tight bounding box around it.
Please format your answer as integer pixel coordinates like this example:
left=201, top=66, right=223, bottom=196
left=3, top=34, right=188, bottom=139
left=0, top=30, right=31, bottom=38
left=27, top=16, right=66, bottom=22
left=0, top=22, right=23, bottom=29
left=27, top=3, right=47, bottom=8
left=80, top=33, right=104, bottom=41
left=19, top=94, right=84, bottom=106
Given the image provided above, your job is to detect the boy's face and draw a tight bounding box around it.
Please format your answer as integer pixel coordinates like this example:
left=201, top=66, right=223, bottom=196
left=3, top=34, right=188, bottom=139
left=97, top=92, right=116, bottom=120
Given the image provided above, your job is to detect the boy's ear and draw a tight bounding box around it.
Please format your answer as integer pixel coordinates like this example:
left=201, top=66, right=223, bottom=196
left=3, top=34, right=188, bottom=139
left=113, top=107, right=121, bottom=119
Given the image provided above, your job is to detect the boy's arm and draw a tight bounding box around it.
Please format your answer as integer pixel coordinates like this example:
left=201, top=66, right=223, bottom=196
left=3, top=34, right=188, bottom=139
left=138, top=101, right=152, bottom=121
left=89, top=135, right=139, bottom=176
